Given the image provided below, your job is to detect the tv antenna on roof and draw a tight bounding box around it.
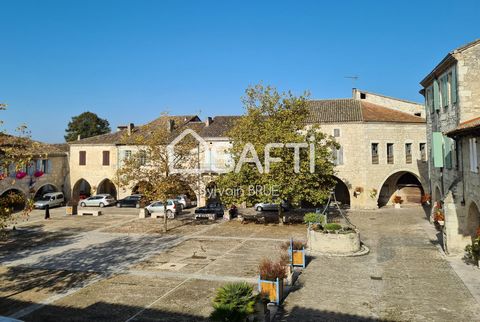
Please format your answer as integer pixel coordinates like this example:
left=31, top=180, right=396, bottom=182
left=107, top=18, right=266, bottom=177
left=344, top=75, right=359, bottom=85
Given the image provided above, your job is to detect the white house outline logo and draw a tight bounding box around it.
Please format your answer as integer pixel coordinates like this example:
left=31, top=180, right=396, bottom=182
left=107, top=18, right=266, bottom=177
left=167, top=129, right=209, bottom=174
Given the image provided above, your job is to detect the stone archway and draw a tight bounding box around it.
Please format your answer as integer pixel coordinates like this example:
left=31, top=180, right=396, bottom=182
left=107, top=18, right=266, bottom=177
left=333, top=176, right=350, bottom=207
left=97, top=179, right=117, bottom=199
left=378, top=171, right=424, bottom=207
left=466, top=202, right=480, bottom=237
left=34, top=184, right=59, bottom=200
left=72, top=179, right=92, bottom=200
left=0, top=189, right=26, bottom=212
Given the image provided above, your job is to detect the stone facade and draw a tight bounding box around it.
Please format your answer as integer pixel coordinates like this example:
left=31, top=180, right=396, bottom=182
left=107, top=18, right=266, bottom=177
left=420, top=39, right=480, bottom=254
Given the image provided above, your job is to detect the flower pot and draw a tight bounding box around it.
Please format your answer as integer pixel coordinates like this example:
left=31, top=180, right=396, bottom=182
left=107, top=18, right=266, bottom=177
left=258, top=277, right=284, bottom=305
left=66, top=205, right=78, bottom=215
left=307, top=229, right=361, bottom=254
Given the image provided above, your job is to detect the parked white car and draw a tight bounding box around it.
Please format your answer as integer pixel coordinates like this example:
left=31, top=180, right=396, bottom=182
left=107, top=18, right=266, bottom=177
left=175, top=194, right=192, bottom=209
left=79, top=194, right=115, bottom=208
left=34, top=192, right=65, bottom=209
left=146, top=200, right=181, bottom=218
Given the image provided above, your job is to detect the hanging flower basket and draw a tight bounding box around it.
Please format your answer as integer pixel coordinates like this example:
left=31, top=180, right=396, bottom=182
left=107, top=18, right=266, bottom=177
left=16, top=171, right=27, bottom=179
left=0, top=173, right=6, bottom=181
left=34, top=170, right=44, bottom=178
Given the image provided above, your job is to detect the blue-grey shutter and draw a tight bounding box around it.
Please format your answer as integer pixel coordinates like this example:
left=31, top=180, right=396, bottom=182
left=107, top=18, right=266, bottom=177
left=432, top=132, right=444, bottom=168
left=36, top=159, right=42, bottom=171
left=47, top=160, right=52, bottom=173
left=338, top=146, right=344, bottom=165
left=451, top=66, right=457, bottom=103
left=433, top=79, right=440, bottom=111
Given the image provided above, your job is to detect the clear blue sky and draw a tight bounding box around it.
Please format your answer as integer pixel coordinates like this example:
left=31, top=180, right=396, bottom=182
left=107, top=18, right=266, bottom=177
left=0, top=0, right=479, bottom=143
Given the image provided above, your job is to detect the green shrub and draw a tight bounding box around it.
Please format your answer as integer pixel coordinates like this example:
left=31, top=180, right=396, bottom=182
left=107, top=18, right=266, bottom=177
left=324, top=223, right=342, bottom=231
left=210, top=282, right=257, bottom=322
left=304, top=212, right=324, bottom=225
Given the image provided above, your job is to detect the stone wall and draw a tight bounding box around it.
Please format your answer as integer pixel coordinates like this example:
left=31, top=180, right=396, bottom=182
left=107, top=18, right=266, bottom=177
left=352, top=89, right=425, bottom=118
left=455, top=44, right=480, bottom=123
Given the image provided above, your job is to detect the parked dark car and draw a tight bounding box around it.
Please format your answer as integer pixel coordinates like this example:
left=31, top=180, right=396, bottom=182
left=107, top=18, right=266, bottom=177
left=116, top=194, right=146, bottom=208
left=194, top=202, right=224, bottom=219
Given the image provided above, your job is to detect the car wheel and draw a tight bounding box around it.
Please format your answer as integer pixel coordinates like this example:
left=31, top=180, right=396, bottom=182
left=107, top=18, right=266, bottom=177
left=135, top=203, right=140, bottom=209
left=256, top=206, right=263, bottom=212
left=99, top=202, right=105, bottom=208
left=116, top=203, right=121, bottom=208
left=80, top=202, right=86, bottom=207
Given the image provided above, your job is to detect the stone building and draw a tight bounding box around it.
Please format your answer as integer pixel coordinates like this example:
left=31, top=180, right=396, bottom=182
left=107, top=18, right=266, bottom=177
left=307, top=91, right=427, bottom=209
left=68, top=115, right=238, bottom=206
left=0, top=135, right=69, bottom=204
left=420, top=39, right=480, bottom=253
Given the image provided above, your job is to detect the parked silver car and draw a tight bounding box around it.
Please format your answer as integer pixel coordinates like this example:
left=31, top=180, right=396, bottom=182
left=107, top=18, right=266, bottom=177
left=79, top=194, right=115, bottom=207
left=254, top=201, right=291, bottom=212
left=146, top=199, right=181, bottom=218
left=34, top=192, right=65, bottom=209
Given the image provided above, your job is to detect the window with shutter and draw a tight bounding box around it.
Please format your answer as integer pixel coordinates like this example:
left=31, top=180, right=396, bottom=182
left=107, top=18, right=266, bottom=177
left=102, top=151, right=110, bottom=166
left=470, top=138, right=478, bottom=173
left=432, top=132, right=444, bottom=168
left=371, top=143, right=379, bottom=164
left=333, top=129, right=340, bottom=137
left=420, top=143, right=427, bottom=162
left=444, top=137, right=452, bottom=169
left=387, top=143, right=394, bottom=164
left=79, top=151, right=86, bottom=166
left=405, top=143, right=412, bottom=164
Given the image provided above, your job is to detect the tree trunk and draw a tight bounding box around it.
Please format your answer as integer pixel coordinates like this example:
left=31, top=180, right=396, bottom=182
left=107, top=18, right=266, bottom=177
left=278, top=206, right=284, bottom=226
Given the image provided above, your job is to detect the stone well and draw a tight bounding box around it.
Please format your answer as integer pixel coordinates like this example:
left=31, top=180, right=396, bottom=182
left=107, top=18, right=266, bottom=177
left=307, top=229, right=361, bottom=254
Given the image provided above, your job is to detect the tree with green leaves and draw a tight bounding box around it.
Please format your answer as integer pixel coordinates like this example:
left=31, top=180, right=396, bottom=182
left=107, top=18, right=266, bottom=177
left=64, top=111, right=110, bottom=142
left=115, top=114, right=200, bottom=232
left=216, top=85, right=338, bottom=224
left=0, top=104, right=37, bottom=236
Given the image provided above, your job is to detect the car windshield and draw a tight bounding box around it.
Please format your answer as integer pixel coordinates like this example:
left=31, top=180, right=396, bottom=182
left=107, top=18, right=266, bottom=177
left=38, top=196, right=50, bottom=201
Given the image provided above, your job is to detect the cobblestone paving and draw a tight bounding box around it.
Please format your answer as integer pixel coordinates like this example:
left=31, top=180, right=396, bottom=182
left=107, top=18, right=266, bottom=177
left=280, top=206, right=480, bottom=322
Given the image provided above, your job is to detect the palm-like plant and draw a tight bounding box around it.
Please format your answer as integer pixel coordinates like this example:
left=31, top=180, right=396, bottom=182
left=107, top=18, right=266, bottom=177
left=210, top=282, right=257, bottom=322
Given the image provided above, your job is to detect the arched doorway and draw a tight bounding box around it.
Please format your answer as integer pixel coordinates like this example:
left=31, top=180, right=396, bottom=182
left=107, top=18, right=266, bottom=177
left=333, top=177, right=350, bottom=207
left=97, top=179, right=117, bottom=198
left=34, top=184, right=59, bottom=200
left=205, top=181, right=219, bottom=204
left=466, top=202, right=480, bottom=237
left=72, top=179, right=92, bottom=200
left=378, top=171, right=424, bottom=207
left=0, top=189, right=26, bottom=212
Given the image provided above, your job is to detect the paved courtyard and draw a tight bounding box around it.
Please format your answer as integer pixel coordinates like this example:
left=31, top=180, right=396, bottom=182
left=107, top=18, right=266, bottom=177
left=0, top=206, right=479, bottom=321
left=280, top=206, right=480, bottom=322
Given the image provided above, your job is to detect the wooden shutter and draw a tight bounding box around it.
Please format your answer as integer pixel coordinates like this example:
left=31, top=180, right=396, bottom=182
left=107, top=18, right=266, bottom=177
left=102, top=151, right=110, bottom=166
left=338, top=146, right=343, bottom=165
left=432, top=132, right=444, bottom=168
left=433, top=79, right=440, bottom=111
left=79, top=151, right=86, bottom=165
left=47, top=160, right=52, bottom=173
left=451, top=65, right=457, bottom=103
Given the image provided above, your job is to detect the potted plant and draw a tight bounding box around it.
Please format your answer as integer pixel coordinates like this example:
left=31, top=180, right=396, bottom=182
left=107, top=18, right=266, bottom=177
left=393, top=196, right=403, bottom=209
left=281, top=239, right=307, bottom=268
left=16, top=171, right=27, bottom=179
left=66, top=199, right=78, bottom=215
left=465, top=233, right=480, bottom=267
left=210, top=282, right=258, bottom=322
left=421, top=193, right=431, bottom=206
left=433, top=209, right=445, bottom=226
left=34, top=170, right=44, bottom=178
left=258, top=258, right=287, bottom=305
left=354, top=186, right=363, bottom=197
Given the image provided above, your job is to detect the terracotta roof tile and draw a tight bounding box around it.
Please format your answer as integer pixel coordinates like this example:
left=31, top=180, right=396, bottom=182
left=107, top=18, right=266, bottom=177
left=446, top=116, right=480, bottom=137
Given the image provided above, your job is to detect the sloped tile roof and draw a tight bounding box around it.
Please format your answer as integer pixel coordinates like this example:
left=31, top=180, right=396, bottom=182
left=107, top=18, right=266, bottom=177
left=307, top=99, right=425, bottom=124
left=446, top=116, right=480, bottom=137
left=199, top=116, right=241, bottom=138
left=307, top=99, right=363, bottom=123
left=69, top=115, right=203, bottom=145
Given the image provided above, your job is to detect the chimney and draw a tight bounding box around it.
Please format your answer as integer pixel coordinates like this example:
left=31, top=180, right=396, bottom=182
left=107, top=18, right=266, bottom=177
left=117, top=125, right=128, bottom=132
left=77, top=134, right=81, bottom=141
left=167, top=119, right=175, bottom=132
left=205, top=117, right=213, bottom=127
left=127, top=123, right=134, bottom=136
